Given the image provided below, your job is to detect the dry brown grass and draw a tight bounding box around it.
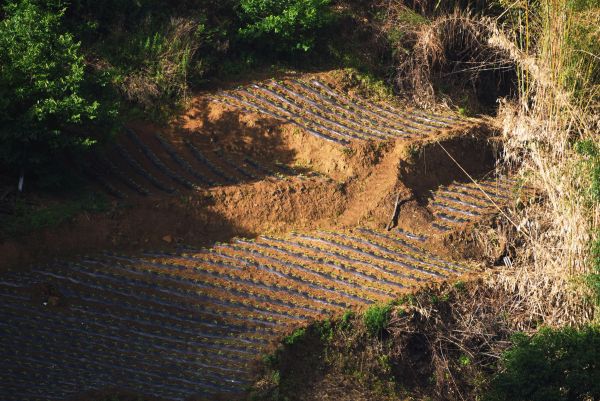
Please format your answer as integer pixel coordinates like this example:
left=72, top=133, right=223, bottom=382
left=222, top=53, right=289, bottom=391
left=483, top=1, right=600, bottom=326
left=383, top=6, right=515, bottom=106
left=385, top=2, right=599, bottom=325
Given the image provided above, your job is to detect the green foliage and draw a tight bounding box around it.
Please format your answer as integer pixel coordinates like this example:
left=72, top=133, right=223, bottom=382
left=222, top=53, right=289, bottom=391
left=341, top=310, right=355, bottom=330
left=0, top=0, right=115, bottom=181
left=237, top=0, right=334, bottom=54
left=363, top=304, right=392, bottom=338
left=486, top=326, right=600, bottom=401
left=317, top=319, right=334, bottom=343
left=283, top=328, right=307, bottom=346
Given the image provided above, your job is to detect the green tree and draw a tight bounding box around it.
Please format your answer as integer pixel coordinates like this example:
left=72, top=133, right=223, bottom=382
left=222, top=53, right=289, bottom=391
left=0, top=0, right=114, bottom=188
left=237, top=0, right=334, bottom=54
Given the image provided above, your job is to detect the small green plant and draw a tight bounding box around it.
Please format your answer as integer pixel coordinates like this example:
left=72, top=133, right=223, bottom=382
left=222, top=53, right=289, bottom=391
left=378, top=354, right=392, bottom=374
left=341, top=146, right=355, bottom=157
left=458, top=354, right=471, bottom=367
left=283, top=327, right=306, bottom=346
left=363, top=304, right=393, bottom=338
left=341, top=309, right=355, bottom=330
left=453, top=280, right=467, bottom=293
left=485, top=326, right=600, bottom=401
left=317, top=319, right=334, bottom=343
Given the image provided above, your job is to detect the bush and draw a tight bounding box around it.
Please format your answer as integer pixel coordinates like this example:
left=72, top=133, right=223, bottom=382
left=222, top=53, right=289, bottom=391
left=486, top=326, right=600, bottom=401
left=0, top=0, right=114, bottom=185
left=237, top=0, right=334, bottom=54
left=363, top=304, right=392, bottom=337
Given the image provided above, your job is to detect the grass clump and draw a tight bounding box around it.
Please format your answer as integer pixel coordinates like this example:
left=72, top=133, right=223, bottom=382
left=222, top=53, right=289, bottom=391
left=486, top=326, right=600, bottom=401
left=363, top=303, right=393, bottom=338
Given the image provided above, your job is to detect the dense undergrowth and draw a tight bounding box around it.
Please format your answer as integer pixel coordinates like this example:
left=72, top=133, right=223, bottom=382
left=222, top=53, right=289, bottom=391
left=250, top=281, right=600, bottom=401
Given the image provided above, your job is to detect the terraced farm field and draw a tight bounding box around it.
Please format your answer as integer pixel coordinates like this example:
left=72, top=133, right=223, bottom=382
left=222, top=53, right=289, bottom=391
left=0, top=72, right=525, bottom=400
left=0, top=228, right=475, bottom=400
left=86, top=77, right=472, bottom=199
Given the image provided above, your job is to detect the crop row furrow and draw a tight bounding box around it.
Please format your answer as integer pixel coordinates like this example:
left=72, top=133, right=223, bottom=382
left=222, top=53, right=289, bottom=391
left=184, top=139, right=239, bottom=183
left=0, top=327, right=234, bottom=399
left=243, top=156, right=280, bottom=177
left=357, top=228, right=470, bottom=272
left=69, top=301, right=269, bottom=346
left=12, top=277, right=278, bottom=337
left=255, top=237, right=419, bottom=290
left=154, top=132, right=215, bottom=185
left=214, top=149, right=260, bottom=180
left=274, top=80, right=429, bottom=137
left=137, top=251, right=346, bottom=311
left=85, top=168, right=126, bottom=199
left=99, top=254, right=328, bottom=316
left=293, top=233, right=445, bottom=279
left=216, top=93, right=348, bottom=145
left=432, top=222, right=453, bottom=232
left=238, top=239, right=408, bottom=295
left=7, top=297, right=264, bottom=358
left=270, top=81, right=408, bottom=136
left=434, top=191, right=491, bottom=209
left=96, top=153, right=151, bottom=195
left=238, top=88, right=364, bottom=142
left=126, top=128, right=196, bottom=190
left=34, top=268, right=288, bottom=329
left=396, top=228, right=428, bottom=242
left=440, top=185, right=499, bottom=205
left=435, top=212, right=470, bottom=224
left=1, top=305, right=255, bottom=379
left=115, top=144, right=175, bottom=193
left=1, top=311, right=257, bottom=379
left=288, top=79, right=425, bottom=135
left=455, top=183, right=511, bottom=200
left=431, top=201, right=482, bottom=217
left=307, top=79, right=461, bottom=126
left=253, top=84, right=395, bottom=140
left=68, top=260, right=312, bottom=324
left=325, top=230, right=465, bottom=275
left=307, top=79, right=456, bottom=129
left=260, top=236, right=416, bottom=291
left=1, top=300, right=261, bottom=370
left=231, top=240, right=400, bottom=298
left=213, top=246, right=378, bottom=305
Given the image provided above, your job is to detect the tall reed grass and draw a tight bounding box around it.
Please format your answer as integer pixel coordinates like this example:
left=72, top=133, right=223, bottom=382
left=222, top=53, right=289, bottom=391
left=489, top=0, right=600, bottom=325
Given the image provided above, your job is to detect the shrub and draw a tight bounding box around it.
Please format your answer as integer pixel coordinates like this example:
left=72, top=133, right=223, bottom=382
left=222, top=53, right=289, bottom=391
left=237, top=0, right=334, bottom=54
left=0, top=0, right=114, bottom=185
left=363, top=304, right=392, bottom=337
left=486, top=326, right=600, bottom=401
